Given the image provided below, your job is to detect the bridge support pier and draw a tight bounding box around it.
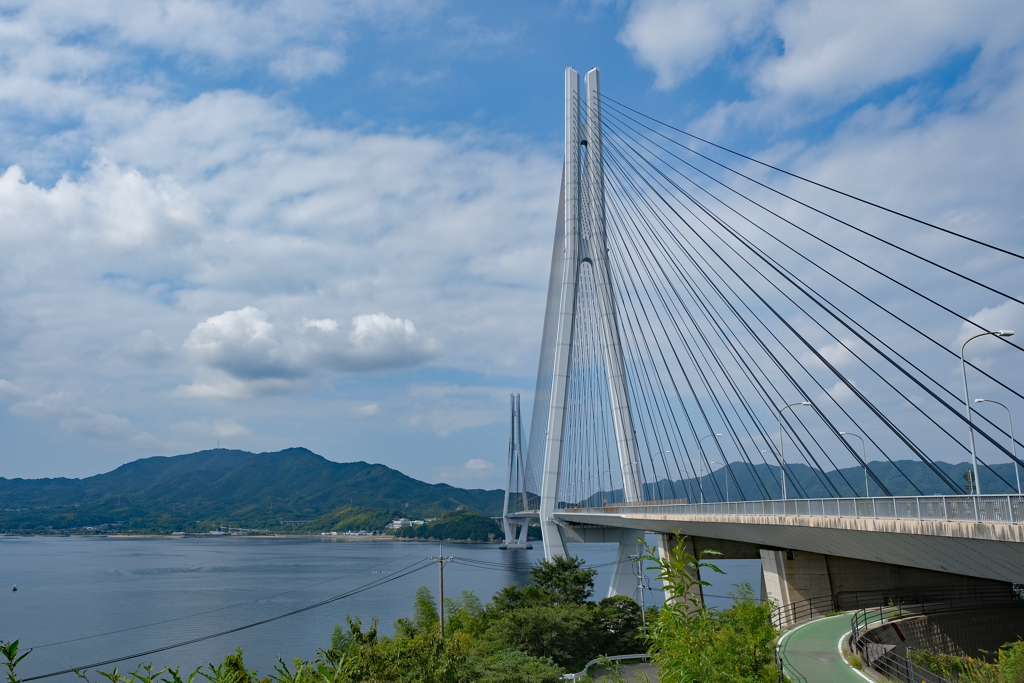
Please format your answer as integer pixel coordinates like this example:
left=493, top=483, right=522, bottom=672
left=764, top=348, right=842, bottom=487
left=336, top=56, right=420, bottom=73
left=608, top=529, right=646, bottom=599
left=561, top=524, right=645, bottom=598
left=760, top=549, right=831, bottom=627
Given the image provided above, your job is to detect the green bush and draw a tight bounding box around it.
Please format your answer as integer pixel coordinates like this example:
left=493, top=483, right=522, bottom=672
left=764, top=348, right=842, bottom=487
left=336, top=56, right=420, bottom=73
left=642, top=535, right=780, bottom=683
left=1000, top=641, right=1024, bottom=683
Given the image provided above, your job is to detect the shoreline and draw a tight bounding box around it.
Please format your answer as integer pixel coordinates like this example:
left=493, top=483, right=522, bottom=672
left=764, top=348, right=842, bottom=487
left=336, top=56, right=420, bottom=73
left=0, top=533, right=504, bottom=543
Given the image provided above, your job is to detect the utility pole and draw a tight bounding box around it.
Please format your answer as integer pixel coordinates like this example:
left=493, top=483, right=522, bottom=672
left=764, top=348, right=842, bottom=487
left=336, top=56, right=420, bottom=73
left=428, top=543, right=453, bottom=638
left=629, top=553, right=648, bottom=632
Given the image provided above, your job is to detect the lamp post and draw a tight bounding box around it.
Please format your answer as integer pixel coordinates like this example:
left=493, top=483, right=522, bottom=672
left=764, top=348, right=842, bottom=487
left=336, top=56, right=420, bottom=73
left=709, top=461, right=728, bottom=503
left=960, top=330, right=1014, bottom=496
left=975, top=399, right=1020, bottom=495
left=778, top=402, right=811, bottom=501
left=839, top=431, right=869, bottom=497
left=652, top=450, right=671, bottom=501
left=698, top=434, right=722, bottom=504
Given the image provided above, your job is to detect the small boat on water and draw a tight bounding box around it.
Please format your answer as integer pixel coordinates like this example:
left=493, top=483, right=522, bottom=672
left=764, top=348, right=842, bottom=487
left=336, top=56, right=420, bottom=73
left=11, top=584, right=16, bottom=592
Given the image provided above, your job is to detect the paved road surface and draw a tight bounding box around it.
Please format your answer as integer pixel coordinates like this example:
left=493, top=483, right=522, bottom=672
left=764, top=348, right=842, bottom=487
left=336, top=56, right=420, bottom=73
left=777, top=614, right=869, bottom=683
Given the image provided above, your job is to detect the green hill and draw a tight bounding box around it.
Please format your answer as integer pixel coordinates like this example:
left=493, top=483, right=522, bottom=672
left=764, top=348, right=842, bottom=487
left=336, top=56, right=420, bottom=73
left=0, top=448, right=503, bottom=534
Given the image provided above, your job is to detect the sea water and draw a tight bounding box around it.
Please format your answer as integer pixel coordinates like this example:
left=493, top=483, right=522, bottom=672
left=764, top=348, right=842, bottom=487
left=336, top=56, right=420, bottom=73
left=0, top=536, right=759, bottom=682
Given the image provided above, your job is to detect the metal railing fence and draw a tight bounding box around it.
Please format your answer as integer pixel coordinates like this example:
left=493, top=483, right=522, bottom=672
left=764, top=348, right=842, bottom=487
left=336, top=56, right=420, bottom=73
left=850, top=588, right=1022, bottom=644
left=770, top=594, right=835, bottom=629
left=562, top=493, right=1024, bottom=524
left=850, top=587, right=1024, bottom=682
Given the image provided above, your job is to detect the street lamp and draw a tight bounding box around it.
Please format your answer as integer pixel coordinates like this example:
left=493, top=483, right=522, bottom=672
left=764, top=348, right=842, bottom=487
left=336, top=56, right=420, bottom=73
left=975, top=399, right=1020, bottom=495
left=778, top=402, right=812, bottom=501
left=960, top=330, right=1014, bottom=496
left=652, top=450, right=671, bottom=501
left=709, top=461, right=729, bottom=503
left=698, top=434, right=722, bottom=504
left=839, top=432, right=869, bottom=497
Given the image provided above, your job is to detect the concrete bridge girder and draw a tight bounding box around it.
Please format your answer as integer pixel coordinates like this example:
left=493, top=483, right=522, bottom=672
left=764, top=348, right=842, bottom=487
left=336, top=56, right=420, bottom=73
left=558, top=513, right=1023, bottom=619
left=557, top=512, right=1024, bottom=585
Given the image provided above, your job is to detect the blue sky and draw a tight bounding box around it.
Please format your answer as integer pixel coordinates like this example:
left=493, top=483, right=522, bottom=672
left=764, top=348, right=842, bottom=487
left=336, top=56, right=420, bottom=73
left=1, top=0, right=1023, bottom=489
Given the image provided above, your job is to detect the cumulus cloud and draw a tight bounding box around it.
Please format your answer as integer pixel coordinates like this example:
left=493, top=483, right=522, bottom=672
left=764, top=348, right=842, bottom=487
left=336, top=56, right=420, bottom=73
left=619, top=0, right=1024, bottom=109
left=0, top=160, right=202, bottom=251
left=179, top=308, right=439, bottom=397
left=619, top=0, right=774, bottom=89
left=758, top=0, right=1024, bottom=104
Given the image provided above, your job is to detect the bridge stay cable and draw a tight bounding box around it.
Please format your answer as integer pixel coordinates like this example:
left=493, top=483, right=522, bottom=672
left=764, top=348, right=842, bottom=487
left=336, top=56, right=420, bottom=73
left=600, top=104, right=1024, bottom=424
left=532, top=68, right=1023, bottom=580
left=605, top=142, right=826, bottom=499
left=603, top=142, right=947, bottom=494
left=598, top=93, right=1024, bottom=264
left=600, top=115, right=1022, bottom=493
left=604, top=141, right=855, bottom=496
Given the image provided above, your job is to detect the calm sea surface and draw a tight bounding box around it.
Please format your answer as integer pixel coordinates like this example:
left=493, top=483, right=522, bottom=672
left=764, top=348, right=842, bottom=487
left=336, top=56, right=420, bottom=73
left=0, top=536, right=759, bottom=682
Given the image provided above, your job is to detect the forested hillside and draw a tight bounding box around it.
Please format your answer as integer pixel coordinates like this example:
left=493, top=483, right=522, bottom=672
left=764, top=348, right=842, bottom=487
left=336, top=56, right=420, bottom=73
left=0, top=448, right=503, bottom=534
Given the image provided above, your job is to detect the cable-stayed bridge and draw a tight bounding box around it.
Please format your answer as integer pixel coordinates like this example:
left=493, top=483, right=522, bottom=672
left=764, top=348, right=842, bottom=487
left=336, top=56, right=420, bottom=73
left=501, top=67, right=1024, bottom=614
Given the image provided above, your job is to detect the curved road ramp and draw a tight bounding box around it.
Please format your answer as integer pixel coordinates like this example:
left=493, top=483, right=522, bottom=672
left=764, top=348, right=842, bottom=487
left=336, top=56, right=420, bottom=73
left=778, top=587, right=1024, bottom=682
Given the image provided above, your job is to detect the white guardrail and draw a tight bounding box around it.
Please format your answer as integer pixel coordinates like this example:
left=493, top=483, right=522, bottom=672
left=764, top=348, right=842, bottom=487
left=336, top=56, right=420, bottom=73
left=562, top=494, right=1024, bottom=524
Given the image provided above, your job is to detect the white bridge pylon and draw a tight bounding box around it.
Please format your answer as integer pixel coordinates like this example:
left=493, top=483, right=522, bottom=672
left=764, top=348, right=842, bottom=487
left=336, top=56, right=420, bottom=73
left=538, top=67, right=645, bottom=596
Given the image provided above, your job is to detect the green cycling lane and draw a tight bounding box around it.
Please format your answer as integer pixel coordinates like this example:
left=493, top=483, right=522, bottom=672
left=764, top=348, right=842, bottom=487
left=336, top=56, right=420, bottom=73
left=777, top=614, right=870, bottom=683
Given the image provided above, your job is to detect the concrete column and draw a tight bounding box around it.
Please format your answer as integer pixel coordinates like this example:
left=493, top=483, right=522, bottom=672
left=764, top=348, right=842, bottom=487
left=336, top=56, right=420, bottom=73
left=760, top=549, right=833, bottom=628
left=607, top=528, right=646, bottom=598
left=539, top=68, right=581, bottom=561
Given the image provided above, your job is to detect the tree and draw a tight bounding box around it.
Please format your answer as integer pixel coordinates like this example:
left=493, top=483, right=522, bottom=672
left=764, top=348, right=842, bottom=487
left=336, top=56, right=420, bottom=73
left=595, top=595, right=645, bottom=654
left=482, top=605, right=603, bottom=671
left=528, top=555, right=597, bottom=606
left=469, top=650, right=563, bottom=683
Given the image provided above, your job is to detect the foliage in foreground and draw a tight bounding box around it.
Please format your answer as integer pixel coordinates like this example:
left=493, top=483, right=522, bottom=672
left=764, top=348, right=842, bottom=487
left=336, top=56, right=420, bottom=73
left=908, top=642, right=1024, bottom=683
left=643, top=536, right=780, bottom=683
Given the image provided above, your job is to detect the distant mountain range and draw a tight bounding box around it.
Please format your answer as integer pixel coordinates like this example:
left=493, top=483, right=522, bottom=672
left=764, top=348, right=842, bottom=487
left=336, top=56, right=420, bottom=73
left=0, top=448, right=504, bottom=534
left=5, top=447, right=1018, bottom=534
left=637, top=459, right=1022, bottom=504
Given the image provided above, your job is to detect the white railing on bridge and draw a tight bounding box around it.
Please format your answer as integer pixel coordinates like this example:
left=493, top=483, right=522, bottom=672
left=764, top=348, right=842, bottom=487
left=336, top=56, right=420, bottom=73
left=561, top=494, right=1024, bottom=524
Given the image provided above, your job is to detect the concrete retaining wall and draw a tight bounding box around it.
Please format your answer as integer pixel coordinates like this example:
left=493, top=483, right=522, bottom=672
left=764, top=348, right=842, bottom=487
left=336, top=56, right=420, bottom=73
left=863, top=607, right=1024, bottom=662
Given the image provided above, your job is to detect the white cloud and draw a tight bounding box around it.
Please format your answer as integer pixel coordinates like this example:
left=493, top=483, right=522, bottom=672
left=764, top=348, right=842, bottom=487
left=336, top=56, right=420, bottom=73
left=619, top=0, right=774, bottom=90
left=434, top=457, right=499, bottom=488
left=356, top=403, right=380, bottom=417
left=179, top=308, right=439, bottom=397
left=759, top=0, right=1024, bottom=104
left=303, top=318, right=339, bottom=333
left=954, top=300, right=1023, bottom=371
left=170, top=418, right=250, bottom=438
left=619, top=0, right=1024, bottom=110
left=10, top=391, right=154, bottom=443
left=0, top=379, right=30, bottom=399
left=268, top=47, right=344, bottom=80
left=464, top=458, right=493, bottom=471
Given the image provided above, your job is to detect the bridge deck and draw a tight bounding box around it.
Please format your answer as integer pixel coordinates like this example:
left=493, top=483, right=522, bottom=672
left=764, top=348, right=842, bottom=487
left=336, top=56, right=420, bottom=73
left=556, top=497, right=1024, bottom=583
